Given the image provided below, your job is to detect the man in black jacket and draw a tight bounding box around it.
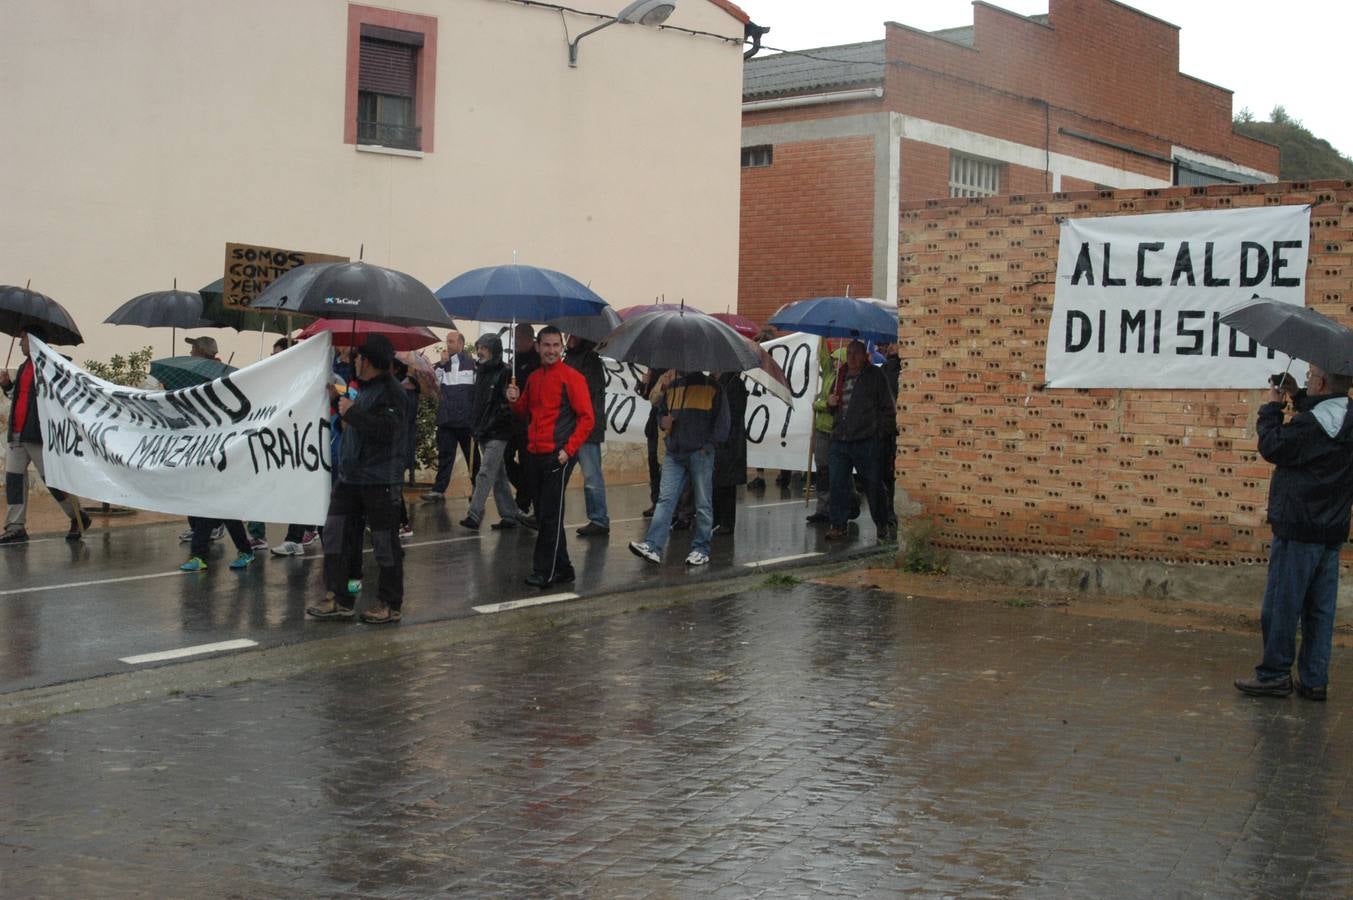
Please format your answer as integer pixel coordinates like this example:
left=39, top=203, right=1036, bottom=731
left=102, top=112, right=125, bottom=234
left=460, top=333, right=520, bottom=531
left=425, top=330, right=478, bottom=501
left=307, top=334, right=407, bottom=625
left=566, top=335, right=610, bottom=536
left=825, top=340, right=896, bottom=543
left=0, top=325, right=89, bottom=544
left=1235, top=366, right=1353, bottom=701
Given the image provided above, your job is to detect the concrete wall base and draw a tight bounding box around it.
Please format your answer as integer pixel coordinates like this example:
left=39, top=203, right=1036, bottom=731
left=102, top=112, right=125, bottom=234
left=895, top=545, right=1353, bottom=613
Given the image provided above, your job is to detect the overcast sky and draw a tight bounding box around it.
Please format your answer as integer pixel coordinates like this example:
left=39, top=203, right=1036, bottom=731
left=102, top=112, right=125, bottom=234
left=740, top=0, right=1352, bottom=158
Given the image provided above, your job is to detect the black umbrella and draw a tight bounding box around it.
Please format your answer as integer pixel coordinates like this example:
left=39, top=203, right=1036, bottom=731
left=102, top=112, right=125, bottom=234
left=597, top=307, right=761, bottom=372
left=1221, top=296, right=1353, bottom=376
left=252, top=261, right=451, bottom=329
left=0, top=283, right=84, bottom=345
left=104, top=280, right=221, bottom=355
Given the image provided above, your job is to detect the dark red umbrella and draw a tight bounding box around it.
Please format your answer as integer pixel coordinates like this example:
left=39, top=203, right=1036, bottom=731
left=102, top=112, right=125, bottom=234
left=297, top=317, right=439, bottom=351
left=710, top=311, right=759, bottom=339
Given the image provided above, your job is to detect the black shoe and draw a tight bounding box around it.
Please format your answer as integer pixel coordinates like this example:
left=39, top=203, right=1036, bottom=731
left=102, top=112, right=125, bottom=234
left=66, top=511, right=93, bottom=541
left=459, top=516, right=481, bottom=531
left=520, top=514, right=539, bottom=530
left=552, top=568, right=576, bottom=584
left=576, top=522, right=609, bottom=537
left=748, top=477, right=766, bottom=491
left=672, top=518, right=691, bottom=531
left=1296, top=677, right=1328, bottom=701
left=490, top=519, right=518, bottom=531
left=1234, top=675, right=1293, bottom=697
left=642, top=505, right=656, bottom=518
left=0, top=528, right=29, bottom=545
left=524, top=572, right=551, bottom=588
left=805, top=512, right=829, bottom=524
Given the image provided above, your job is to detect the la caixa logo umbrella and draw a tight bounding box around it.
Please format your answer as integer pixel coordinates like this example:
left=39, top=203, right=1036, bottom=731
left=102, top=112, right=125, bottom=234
left=324, top=296, right=362, bottom=307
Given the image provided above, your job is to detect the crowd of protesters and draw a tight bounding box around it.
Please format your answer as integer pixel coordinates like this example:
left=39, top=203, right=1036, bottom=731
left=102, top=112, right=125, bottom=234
left=0, top=320, right=904, bottom=624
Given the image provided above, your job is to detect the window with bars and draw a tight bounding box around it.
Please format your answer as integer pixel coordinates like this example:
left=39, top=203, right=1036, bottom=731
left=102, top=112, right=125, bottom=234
left=357, top=25, right=423, bottom=151
left=949, top=153, right=1001, bottom=198
left=741, top=145, right=773, bottom=168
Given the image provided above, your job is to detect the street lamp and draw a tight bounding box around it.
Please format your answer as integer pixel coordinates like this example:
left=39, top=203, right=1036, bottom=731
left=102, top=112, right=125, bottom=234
left=568, top=0, right=676, bottom=67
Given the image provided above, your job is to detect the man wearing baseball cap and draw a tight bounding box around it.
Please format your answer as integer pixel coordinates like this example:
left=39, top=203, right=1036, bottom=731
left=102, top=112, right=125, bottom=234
left=306, top=333, right=408, bottom=624
left=185, top=335, right=219, bottom=358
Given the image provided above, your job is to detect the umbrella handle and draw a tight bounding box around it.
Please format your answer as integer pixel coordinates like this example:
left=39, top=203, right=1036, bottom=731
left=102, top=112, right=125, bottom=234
left=3, top=335, right=13, bottom=371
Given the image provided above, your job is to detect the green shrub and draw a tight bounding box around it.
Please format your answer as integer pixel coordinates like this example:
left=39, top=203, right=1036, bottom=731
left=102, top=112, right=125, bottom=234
left=899, top=518, right=949, bottom=574
left=84, top=346, right=154, bottom=387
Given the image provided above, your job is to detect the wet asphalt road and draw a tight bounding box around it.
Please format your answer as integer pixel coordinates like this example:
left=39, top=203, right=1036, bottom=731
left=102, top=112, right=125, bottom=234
left=0, top=481, right=880, bottom=693
left=5, top=579, right=1353, bottom=895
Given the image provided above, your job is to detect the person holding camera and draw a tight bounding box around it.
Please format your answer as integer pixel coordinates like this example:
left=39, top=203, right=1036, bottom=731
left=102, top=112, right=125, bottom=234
left=1235, top=366, right=1353, bottom=700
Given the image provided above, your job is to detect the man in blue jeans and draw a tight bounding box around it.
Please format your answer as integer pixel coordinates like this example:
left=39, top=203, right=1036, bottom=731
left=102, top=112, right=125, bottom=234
left=1235, top=365, right=1353, bottom=701
left=566, top=335, right=610, bottom=536
left=629, top=371, right=729, bottom=567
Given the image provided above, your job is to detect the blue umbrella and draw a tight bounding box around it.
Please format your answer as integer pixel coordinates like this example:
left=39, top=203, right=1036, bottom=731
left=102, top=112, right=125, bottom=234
left=768, top=296, right=897, bottom=344
left=435, top=264, right=609, bottom=322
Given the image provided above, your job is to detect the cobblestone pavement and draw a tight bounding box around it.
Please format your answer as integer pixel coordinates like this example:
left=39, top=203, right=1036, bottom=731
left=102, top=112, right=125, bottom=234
left=3, top=580, right=1352, bottom=897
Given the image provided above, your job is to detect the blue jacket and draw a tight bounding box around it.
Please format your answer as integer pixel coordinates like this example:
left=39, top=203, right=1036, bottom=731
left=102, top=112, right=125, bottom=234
left=434, top=352, right=475, bottom=428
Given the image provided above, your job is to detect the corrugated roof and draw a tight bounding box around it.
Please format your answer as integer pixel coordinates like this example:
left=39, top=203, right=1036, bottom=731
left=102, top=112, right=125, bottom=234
left=743, top=40, right=885, bottom=100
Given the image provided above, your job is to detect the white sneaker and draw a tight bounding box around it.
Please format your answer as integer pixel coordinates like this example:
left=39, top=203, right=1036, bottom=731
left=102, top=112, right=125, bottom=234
left=178, top=528, right=194, bottom=543
left=249, top=536, right=269, bottom=552
left=271, top=540, right=304, bottom=556
left=210, top=524, right=226, bottom=540
left=399, top=524, right=413, bottom=540
left=628, top=541, right=661, bottom=564
left=685, top=550, right=709, bottom=566
left=299, top=530, right=319, bottom=547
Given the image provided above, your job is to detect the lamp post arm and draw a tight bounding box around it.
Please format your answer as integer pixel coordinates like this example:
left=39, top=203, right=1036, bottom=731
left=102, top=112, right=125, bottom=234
left=568, top=18, right=618, bottom=67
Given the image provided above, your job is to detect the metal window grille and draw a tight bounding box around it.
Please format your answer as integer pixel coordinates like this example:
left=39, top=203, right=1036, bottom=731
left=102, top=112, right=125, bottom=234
left=949, top=154, right=1000, bottom=198
left=741, top=145, right=773, bottom=168
left=357, top=36, right=421, bottom=150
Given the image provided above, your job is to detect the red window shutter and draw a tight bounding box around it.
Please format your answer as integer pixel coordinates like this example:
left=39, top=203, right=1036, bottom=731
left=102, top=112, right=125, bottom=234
left=359, top=38, right=416, bottom=97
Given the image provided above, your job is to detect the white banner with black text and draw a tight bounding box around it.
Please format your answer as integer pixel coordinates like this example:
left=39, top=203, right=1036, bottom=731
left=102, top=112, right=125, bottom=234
left=30, top=332, right=333, bottom=522
left=1046, top=204, right=1311, bottom=388
left=598, top=333, right=821, bottom=472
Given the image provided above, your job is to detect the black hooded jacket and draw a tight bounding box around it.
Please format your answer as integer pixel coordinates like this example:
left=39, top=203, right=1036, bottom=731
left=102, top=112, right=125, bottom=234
left=471, top=335, right=515, bottom=442
left=1259, top=392, right=1353, bottom=545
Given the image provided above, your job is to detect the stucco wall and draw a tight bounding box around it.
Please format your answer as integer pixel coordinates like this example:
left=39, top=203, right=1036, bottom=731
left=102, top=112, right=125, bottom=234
left=0, top=0, right=744, bottom=364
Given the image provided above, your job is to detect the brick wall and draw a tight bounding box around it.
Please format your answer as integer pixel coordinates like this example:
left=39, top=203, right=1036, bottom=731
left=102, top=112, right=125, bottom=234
left=897, top=180, right=1353, bottom=566
left=739, top=135, right=876, bottom=327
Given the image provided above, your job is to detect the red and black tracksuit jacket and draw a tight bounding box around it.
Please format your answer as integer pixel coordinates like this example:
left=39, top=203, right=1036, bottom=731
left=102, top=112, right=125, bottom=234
left=510, top=360, right=595, bottom=458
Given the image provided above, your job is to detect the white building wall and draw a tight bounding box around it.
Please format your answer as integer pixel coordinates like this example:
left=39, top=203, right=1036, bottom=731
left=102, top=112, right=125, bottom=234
left=0, top=0, right=744, bottom=359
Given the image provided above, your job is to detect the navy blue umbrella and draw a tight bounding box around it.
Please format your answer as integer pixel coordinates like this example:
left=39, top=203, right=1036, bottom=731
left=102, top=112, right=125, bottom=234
left=435, top=264, right=609, bottom=322
left=768, top=296, right=897, bottom=344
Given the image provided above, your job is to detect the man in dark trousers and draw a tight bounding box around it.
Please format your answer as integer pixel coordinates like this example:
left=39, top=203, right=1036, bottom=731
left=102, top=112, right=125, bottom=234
left=566, top=334, right=610, bottom=536
left=425, top=329, right=478, bottom=501
left=507, top=323, right=541, bottom=521
left=307, top=334, right=408, bottom=624
left=713, top=370, right=748, bottom=535
left=825, top=340, right=896, bottom=543
left=1235, top=366, right=1353, bottom=700
left=0, top=325, right=89, bottom=544
left=506, top=326, right=594, bottom=588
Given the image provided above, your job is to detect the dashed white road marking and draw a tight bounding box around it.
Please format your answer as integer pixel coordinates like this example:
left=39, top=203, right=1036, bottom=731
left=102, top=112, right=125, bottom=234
left=473, top=592, right=580, bottom=614
left=119, top=639, right=258, bottom=665
left=742, top=552, right=824, bottom=568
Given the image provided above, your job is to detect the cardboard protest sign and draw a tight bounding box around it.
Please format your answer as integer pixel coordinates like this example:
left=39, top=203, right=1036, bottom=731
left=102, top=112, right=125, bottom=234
left=223, top=242, right=348, bottom=308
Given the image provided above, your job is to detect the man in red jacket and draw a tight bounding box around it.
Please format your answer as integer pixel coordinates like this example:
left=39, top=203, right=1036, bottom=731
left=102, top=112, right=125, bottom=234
left=506, top=326, right=594, bottom=588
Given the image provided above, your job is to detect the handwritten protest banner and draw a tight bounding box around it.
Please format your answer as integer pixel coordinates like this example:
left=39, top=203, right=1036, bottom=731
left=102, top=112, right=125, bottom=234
left=1046, top=205, right=1311, bottom=388
left=223, top=242, right=347, bottom=308
left=31, top=333, right=334, bottom=522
